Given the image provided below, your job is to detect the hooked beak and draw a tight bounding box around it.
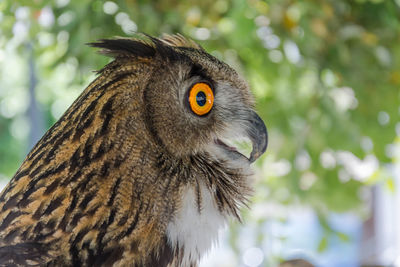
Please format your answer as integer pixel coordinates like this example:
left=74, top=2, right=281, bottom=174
left=247, top=110, right=268, bottom=163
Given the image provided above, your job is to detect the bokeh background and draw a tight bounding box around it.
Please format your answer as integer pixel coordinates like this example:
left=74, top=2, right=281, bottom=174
left=0, top=0, right=399, bottom=266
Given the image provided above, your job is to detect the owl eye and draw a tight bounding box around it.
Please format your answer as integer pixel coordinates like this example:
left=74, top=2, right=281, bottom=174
left=188, top=82, right=214, bottom=116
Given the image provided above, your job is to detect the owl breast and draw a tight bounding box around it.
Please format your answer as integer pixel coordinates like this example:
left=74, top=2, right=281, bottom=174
left=166, top=182, right=226, bottom=266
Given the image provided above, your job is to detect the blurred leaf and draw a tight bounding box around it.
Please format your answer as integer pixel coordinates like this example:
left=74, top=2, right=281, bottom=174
left=385, top=178, right=395, bottom=193
left=317, top=236, right=328, bottom=252
left=337, top=232, right=351, bottom=242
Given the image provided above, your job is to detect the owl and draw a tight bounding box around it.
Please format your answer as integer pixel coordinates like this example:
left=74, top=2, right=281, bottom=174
left=0, top=34, right=267, bottom=266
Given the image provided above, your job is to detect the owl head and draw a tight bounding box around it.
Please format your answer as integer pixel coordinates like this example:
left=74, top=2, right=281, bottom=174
left=91, top=34, right=267, bottom=166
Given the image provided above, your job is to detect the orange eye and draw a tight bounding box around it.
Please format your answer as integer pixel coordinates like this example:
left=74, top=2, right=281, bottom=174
left=188, top=82, right=214, bottom=116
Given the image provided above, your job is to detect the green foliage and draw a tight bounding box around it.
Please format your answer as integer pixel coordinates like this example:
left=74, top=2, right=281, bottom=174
left=318, top=236, right=328, bottom=253
left=0, top=0, right=399, bottom=261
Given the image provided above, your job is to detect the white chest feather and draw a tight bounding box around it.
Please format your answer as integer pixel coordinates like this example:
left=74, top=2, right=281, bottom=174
left=166, top=183, right=226, bottom=266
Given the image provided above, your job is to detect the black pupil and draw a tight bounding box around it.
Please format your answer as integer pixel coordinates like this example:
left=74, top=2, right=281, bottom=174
left=196, top=91, right=207, bottom=106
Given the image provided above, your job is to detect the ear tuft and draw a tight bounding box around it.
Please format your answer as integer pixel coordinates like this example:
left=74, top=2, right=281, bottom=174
left=89, top=33, right=203, bottom=59
left=88, top=37, right=156, bottom=58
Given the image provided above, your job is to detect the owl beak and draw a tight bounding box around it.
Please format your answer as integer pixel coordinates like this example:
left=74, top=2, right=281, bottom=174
left=247, top=110, right=268, bottom=163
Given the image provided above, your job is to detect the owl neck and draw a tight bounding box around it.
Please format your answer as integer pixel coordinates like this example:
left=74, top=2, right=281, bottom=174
left=156, top=153, right=252, bottom=266
left=156, top=152, right=252, bottom=219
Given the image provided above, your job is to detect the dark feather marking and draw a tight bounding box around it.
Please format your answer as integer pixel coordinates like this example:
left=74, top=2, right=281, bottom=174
left=45, top=218, right=56, bottom=230
left=2, top=193, right=20, bottom=211
left=82, top=136, right=94, bottom=162
left=107, top=177, right=121, bottom=206
left=32, top=203, right=45, bottom=220
left=214, top=188, right=225, bottom=210
left=76, top=170, right=96, bottom=193
left=101, top=112, right=113, bottom=135
left=72, top=128, right=84, bottom=143
left=216, top=186, right=239, bottom=218
left=162, top=166, right=176, bottom=196
left=117, top=214, right=128, bottom=226
left=81, top=112, right=95, bottom=129
left=23, top=179, right=42, bottom=203
left=0, top=210, right=23, bottom=231
left=66, top=194, right=78, bottom=213
left=29, top=163, right=44, bottom=179
left=94, top=220, right=108, bottom=260
left=69, top=147, right=81, bottom=172
left=102, top=142, right=115, bottom=158
left=21, top=225, right=32, bottom=240
left=27, top=137, right=54, bottom=165
left=83, top=240, right=95, bottom=266
left=113, top=155, right=124, bottom=168
left=101, top=93, right=117, bottom=115
left=130, top=240, right=139, bottom=253
left=44, top=129, right=73, bottom=163
left=107, top=208, right=117, bottom=226
left=13, top=168, right=29, bottom=181
left=93, top=246, right=124, bottom=267
left=59, top=196, right=78, bottom=230
left=99, top=161, right=111, bottom=177
left=125, top=203, right=142, bottom=236
left=92, top=142, right=106, bottom=160
left=3, top=228, right=19, bottom=243
left=76, top=98, right=98, bottom=124
left=33, top=230, right=56, bottom=242
left=71, top=227, right=90, bottom=248
left=100, top=94, right=117, bottom=135
left=26, top=139, right=47, bottom=161
left=147, top=236, right=174, bottom=267
left=66, top=78, right=125, bottom=145
left=72, top=113, right=95, bottom=141
left=43, top=179, right=60, bottom=195
left=70, top=242, right=80, bottom=266
left=0, top=184, right=14, bottom=203
left=26, top=119, right=67, bottom=163
left=70, top=212, right=84, bottom=228
left=195, top=178, right=202, bottom=214
left=86, top=203, right=101, bottom=216
left=36, top=162, right=67, bottom=181
left=18, top=196, right=32, bottom=209
left=67, top=169, right=82, bottom=185
left=70, top=81, right=107, bottom=120
left=78, top=190, right=96, bottom=210
left=33, top=221, right=44, bottom=234
left=156, top=153, right=166, bottom=169
left=42, top=196, right=63, bottom=216
left=169, top=161, right=183, bottom=185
